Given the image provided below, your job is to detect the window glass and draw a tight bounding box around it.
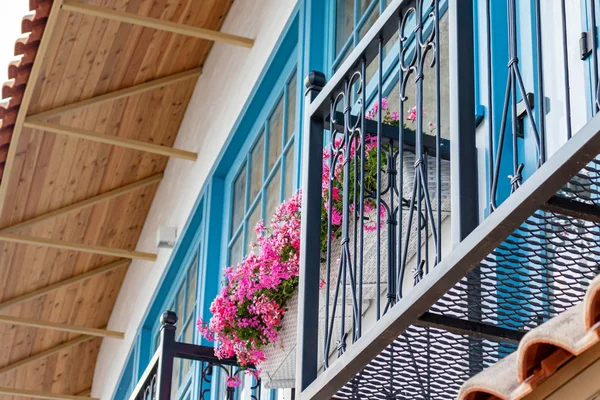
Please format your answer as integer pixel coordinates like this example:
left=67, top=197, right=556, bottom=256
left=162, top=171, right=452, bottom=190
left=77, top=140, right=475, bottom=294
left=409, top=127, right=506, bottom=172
left=186, top=262, right=197, bottom=314
left=176, top=287, right=185, bottom=333
left=359, top=5, right=379, bottom=40
left=332, top=0, right=401, bottom=71
left=283, top=143, right=295, bottom=199
left=250, top=134, right=265, bottom=201
left=268, top=97, right=285, bottom=172
left=286, top=75, right=297, bottom=141
left=226, top=70, right=298, bottom=265
left=247, top=202, right=262, bottom=249
left=265, top=169, right=282, bottom=223
left=336, top=0, right=354, bottom=56
left=231, top=167, right=247, bottom=234
left=230, top=233, right=244, bottom=266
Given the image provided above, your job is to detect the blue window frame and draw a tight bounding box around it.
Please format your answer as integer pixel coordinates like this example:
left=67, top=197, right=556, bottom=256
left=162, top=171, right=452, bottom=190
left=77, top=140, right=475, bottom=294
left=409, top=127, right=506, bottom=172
left=214, top=47, right=299, bottom=400
left=112, top=7, right=305, bottom=400
left=225, top=62, right=299, bottom=267
left=150, top=254, right=199, bottom=399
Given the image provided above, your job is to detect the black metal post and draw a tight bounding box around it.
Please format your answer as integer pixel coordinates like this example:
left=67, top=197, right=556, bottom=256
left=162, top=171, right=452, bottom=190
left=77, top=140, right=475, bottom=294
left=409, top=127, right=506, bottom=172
left=449, top=0, right=481, bottom=378
left=156, top=311, right=177, bottom=400
left=296, top=70, right=326, bottom=392
left=449, top=0, right=478, bottom=241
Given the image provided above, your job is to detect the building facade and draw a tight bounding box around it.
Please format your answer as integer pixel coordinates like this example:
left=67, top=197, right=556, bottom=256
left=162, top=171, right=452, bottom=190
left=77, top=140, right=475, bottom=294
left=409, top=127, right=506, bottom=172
left=96, top=0, right=600, bottom=399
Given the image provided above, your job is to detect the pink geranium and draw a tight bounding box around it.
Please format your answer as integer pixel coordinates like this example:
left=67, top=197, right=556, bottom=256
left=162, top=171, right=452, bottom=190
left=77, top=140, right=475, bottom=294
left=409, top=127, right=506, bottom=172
left=199, top=98, right=435, bottom=377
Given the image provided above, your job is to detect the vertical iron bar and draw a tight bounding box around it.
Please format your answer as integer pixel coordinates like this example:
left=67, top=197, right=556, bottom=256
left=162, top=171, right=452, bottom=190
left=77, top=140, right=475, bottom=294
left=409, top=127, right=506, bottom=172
left=376, top=37, right=383, bottom=320
left=449, top=0, right=478, bottom=242
left=509, top=0, right=519, bottom=194
left=396, top=13, right=405, bottom=300
left=156, top=311, right=177, bottom=400
left=352, top=94, right=359, bottom=342
left=323, top=102, right=335, bottom=368
left=358, top=57, right=366, bottom=338
left=415, top=1, right=424, bottom=281
left=560, top=0, right=573, bottom=139
left=435, top=0, right=442, bottom=262
left=534, top=0, right=546, bottom=162
left=296, top=71, right=326, bottom=391
left=452, top=0, right=480, bottom=379
left=486, top=0, right=495, bottom=204
left=339, top=81, right=348, bottom=355
left=591, top=0, right=599, bottom=113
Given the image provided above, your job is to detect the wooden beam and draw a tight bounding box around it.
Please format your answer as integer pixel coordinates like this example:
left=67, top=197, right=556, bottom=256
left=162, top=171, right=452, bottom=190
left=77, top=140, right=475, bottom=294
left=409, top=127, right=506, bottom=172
left=0, top=233, right=157, bottom=261
left=23, top=121, right=198, bottom=161
left=62, top=0, right=254, bottom=48
left=27, top=68, right=202, bottom=120
left=0, top=260, right=130, bottom=310
left=0, top=335, right=95, bottom=374
left=1, top=174, right=163, bottom=233
left=0, top=387, right=99, bottom=400
left=0, top=0, right=64, bottom=215
left=0, top=315, right=124, bottom=339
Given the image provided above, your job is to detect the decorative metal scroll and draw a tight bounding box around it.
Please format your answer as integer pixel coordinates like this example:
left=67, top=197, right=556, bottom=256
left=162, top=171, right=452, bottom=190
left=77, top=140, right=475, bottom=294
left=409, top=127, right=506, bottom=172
left=199, top=363, right=261, bottom=400
left=128, top=311, right=260, bottom=400
left=321, top=0, right=444, bottom=369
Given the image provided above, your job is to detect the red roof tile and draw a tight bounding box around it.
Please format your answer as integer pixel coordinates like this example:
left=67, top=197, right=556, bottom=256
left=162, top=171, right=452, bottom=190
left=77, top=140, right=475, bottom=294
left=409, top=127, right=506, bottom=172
left=0, top=0, right=53, bottom=185
left=458, top=274, right=600, bottom=400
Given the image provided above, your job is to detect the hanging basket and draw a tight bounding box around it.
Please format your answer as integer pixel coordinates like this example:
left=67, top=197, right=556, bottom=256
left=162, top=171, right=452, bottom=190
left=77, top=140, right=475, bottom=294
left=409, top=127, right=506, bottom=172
left=261, top=152, right=451, bottom=388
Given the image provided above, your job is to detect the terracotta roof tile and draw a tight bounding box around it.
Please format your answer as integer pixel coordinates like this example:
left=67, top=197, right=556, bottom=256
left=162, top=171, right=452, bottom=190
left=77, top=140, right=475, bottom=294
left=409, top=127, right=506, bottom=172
left=458, top=273, right=600, bottom=400
left=0, top=0, right=53, bottom=186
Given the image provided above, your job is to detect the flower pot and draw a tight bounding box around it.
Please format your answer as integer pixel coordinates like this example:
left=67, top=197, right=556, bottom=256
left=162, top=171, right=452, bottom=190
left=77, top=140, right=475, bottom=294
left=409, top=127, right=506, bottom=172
left=260, top=152, right=451, bottom=388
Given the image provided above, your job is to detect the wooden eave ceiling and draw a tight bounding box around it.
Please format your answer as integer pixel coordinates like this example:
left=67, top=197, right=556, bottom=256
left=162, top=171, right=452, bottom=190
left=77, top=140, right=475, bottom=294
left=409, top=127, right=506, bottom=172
left=0, top=1, right=252, bottom=399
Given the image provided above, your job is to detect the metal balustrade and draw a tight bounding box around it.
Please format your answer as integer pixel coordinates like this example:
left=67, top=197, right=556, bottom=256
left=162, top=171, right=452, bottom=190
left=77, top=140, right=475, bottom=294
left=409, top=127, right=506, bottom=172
left=297, top=0, right=600, bottom=398
left=128, top=311, right=259, bottom=400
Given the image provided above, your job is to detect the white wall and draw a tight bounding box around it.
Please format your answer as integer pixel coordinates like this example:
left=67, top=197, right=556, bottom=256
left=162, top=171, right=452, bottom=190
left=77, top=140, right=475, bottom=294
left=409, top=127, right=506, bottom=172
left=92, top=1, right=298, bottom=398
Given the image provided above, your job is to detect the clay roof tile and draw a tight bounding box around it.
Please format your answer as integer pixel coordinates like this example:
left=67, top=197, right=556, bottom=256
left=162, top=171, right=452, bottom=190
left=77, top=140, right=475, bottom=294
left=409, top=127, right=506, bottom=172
left=0, top=0, right=53, bottom=185
left=458, top=273, right=600, bottom=400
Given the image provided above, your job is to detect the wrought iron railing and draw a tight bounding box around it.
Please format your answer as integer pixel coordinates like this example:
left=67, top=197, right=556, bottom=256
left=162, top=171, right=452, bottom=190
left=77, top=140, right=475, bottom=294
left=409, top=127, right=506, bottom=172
left=128, top=311, right=260, bottom=400
left=297, top=0, right=600, bottom=398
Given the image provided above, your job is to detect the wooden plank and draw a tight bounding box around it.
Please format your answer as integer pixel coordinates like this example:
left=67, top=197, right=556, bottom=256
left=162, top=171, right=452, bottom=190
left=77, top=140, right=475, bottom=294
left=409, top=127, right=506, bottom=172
left=0, top=386, right=99, bottom=400
left=0, top=174, right=163, bottom=233
left=27, top=68, right=202, bottom=120
left=23, top=121, right=198, bottom=161
left=0, top=315, right=123, bottom=339
left=75, top=389, right=92, bottom=397
left=0, top=335, right=95, bottom=375
left=62, top=0, right=254, bottom=48
left=0, top=260, right=130, bottom=310
left=0, top=233, right=157, bottom=261
left=0, top=0, right=65, bottom=216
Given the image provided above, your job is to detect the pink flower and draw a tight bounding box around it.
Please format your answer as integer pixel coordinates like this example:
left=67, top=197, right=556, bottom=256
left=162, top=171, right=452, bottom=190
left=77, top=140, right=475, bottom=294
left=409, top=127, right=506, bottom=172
left=406, top=106, right=417, bottom=122
left=199, top=101, right=403, bottom=377
left=226, top=376, right=242, bottom=388
left=381, top=97, right=388, bottom=110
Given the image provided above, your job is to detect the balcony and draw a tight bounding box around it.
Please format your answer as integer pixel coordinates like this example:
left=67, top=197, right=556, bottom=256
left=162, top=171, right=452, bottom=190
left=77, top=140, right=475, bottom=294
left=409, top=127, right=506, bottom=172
left=296, top=0, right=600, bottom=399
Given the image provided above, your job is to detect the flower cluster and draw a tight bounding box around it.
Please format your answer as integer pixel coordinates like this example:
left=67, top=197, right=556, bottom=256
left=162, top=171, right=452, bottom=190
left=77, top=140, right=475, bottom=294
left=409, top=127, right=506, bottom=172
left=320, top=134, right=385, bottom=250
left=198, top=98, right=433, bottom=382
left=198, top=193, right=303, bottom=379
left=365, top=97, right=400, bottom=126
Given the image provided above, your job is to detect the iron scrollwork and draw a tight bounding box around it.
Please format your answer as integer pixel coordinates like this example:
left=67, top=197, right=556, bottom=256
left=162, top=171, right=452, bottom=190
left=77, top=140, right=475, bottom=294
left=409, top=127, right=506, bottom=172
left=322, top=0, right=444, bottom=371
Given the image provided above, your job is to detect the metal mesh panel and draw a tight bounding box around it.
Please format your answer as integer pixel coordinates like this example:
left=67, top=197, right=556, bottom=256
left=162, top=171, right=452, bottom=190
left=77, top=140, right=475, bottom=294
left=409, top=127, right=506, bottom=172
left=335, top=160, right=600, bottom=399
left=335, top=327, right=514, bottom=399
